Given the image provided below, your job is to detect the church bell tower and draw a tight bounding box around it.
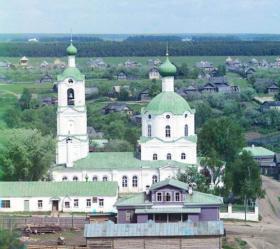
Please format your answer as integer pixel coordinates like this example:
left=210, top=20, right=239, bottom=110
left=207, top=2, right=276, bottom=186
left=56, top=41, right=89, bottom=167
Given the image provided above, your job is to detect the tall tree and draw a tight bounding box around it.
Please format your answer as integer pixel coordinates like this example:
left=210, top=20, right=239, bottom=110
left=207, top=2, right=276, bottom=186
left=18, top=88, right=32, bottom=110
left=0, top=229, right=25, bottom=249
left=198, top=117, right=245, bottom=163
left=0, top=129, right=55, bottom=181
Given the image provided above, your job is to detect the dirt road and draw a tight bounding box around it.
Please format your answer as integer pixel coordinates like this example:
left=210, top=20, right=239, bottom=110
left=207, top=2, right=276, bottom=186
left=225, top=176, right=280, bottom=249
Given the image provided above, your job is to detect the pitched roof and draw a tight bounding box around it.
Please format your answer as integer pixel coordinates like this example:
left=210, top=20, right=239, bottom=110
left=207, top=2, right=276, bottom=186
left=184, top=191, right=223, bottom=206
left=53, top=152, right=192, bottom=172
left=84, top=221, right=224, bottom=238
left=57, top=67, right=85, bottom=81
left=0, top=181, right=118, bottom=197
left=242, top=146, right=275, bottom=157
left=150, top=178, right=188, bottom=191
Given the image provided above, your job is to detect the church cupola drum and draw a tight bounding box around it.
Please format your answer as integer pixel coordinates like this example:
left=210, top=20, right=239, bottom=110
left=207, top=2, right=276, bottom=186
left=56, top=42, right=89, bottom=167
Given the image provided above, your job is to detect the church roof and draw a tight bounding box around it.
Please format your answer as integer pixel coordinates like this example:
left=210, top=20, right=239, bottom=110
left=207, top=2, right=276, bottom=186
left=66, top=43, right=77, bottom=56
left=159, top=56, right=177, bottom=77
left=143, top=91, right=193, bottom=115
left=0, top=181, right=118, bottom=197
left=57, top=67, right=85, bottom=81
left=53, top=152, right=193, bottom=171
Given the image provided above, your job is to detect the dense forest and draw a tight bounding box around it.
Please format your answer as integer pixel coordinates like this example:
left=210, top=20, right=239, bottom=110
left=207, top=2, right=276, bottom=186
left=2, top=41, right=280, bottom=57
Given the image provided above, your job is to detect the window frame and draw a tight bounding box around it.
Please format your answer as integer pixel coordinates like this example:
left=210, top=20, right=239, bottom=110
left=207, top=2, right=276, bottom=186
left=38, top=200, right=43, bottom=209
left=165, top=125, right=171, bottom=138
left=153, top=153, right=158, bottom=160
left=1, top=200, right=11, bottom=208
left=132, top=175, right=138, bottom=187
left=74, top=199, right=79, bottom=208
left=181, top=153, right=186, bottom=160
left=99, top=198, right=104, bottom=207
left=167, top=153, right=172, bottom=160
left=122, top=176, right=128, bottom=188
left=86, top=199, right=91, bottom=207
left=156, top=192, right=162, bottom=202
left=148, top=124, right=152, bottom=137
left=152, top=175, right=158, bottom=184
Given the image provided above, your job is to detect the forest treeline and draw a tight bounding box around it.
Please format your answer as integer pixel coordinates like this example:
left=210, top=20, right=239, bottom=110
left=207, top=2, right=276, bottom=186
left=2, top=41, right=280, bottom=57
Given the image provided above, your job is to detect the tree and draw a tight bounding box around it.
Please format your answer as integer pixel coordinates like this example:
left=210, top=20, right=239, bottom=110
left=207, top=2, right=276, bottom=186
left=178, top=63, right=189, bottom=77
left=177, top=167, right=210, bottom=193
left=118, top=88, right=129, bottom=101
left=149, top=80, right=161, bottom=97
left=0, top=129, right=55, bottom=181
left=226, top=151, right=264, bottom=201
left=103, top=139, right=133, bottom=152
left=18, top=88, right=32, bottom=110
left=194, top=102, right=213, bottom=128
left=0, top=229, right=25, bottom=249
left=216, top=65, right=226, bottom=76
left=198, top=117, right=245, bottom=163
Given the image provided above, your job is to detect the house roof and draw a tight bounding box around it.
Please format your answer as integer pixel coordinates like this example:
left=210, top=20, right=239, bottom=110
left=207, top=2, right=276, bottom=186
left=53, top=152, right=192, bottom=172
left=84, top=220, right=224, bottom=238
left=57, top=67, right=85, bottom=81
left=243, top=146, right=275, bottom=157
left=0, top=181, right=118, bottom=197
left=144, top=92, right=193, bottom=115
left=150, top=178, right=189, bottom=191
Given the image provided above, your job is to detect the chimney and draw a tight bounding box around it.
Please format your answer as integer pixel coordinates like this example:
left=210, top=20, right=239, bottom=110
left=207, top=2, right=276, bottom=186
left=188, top=184, right=193, bottom=195
left=145, top=185, right=150, bottom=195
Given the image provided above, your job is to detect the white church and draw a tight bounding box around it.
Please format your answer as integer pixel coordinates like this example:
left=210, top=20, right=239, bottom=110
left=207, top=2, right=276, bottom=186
left=52, top=43, right=198, bottom=193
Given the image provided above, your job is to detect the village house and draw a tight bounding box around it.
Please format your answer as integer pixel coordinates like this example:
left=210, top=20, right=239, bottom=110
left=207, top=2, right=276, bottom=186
left=177, top=86, right=199, bottom=97
left=196, top=61, right=215, bottom=72
left=39, top=73, right=53, bottom=83
left=0, top=181, right=118, bottom=213
left=124, top=59, right=139, bottom=69
left=115, top=178, right=223, bottom=224
left=102, top=102, right=133, bottom=115
left=243, top=145, right=277, bottom=176
left=260, top=101, right=280, bottom=112
left=84, top=220, right=224, bottom=249
left=137, top=88, right=151, bottom=101
left=40, top=60, right=49, bottom=69
left=53, top=58, right=66, bottom=69
left=19, top=56, right=28, bottom=66
left=116, top=71, right=128, bottom=80
left=149, top=67, right=160, bottom=80
left=0, top=61, right=10, bottom=68
left=200, top=77, right=240, bottom=94
left=88, top=58, right=107, bottom=69
left=267, top=83, right=279, bottom=95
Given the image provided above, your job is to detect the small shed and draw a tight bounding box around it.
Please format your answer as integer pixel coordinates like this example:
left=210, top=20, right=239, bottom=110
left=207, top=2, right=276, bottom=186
left=19, top=56, right=28, bottom=66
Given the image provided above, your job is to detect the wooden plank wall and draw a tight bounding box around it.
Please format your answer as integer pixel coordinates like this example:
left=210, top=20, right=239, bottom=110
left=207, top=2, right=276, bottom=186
left=87, top=237, right=221, bottom=249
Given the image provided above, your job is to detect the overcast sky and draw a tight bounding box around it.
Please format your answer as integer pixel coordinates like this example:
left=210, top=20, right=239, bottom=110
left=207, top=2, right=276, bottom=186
left=1, top=0, right=280, bottom=34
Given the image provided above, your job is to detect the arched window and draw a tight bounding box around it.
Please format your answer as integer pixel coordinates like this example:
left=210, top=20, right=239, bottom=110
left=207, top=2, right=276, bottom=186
left=157, top=192, right=162, bottom=201
left=148, top=125, right=152, bottom=137
left=62, top=176, right=68, bottom=181
left=165, top=193, right=171, bottom=202
left=103, top=176, right=108, bottom=181
left=122, top=176, right=128, bottom=188
left=181, top=153, right=186, bottom=160
left=167, top=153, right=172, bottom=160
left=67, top=88, right=75, bottom=105
left=175, top=192, right=180, bottom=202
left=165, top=125, right=171, bottom=138
left=152, top=175, right=158, bottom=184
left=68, top=79, right=73, bottom=84
left=92, top=176, right=98, bottom=182
left=73, top=176, right=78, bottom=181
left=184, top=124, right=188, bottom=136
left=153, top=153, right=158, bottom=160
left=132, top=176, right=138, bottom=187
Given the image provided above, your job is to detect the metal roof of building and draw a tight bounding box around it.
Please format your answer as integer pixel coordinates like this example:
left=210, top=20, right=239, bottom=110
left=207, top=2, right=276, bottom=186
left=84, top=221, right=224, bottom=238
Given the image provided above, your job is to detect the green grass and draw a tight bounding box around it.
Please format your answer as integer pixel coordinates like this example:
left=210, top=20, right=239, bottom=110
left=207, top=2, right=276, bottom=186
left=226, top=73, right=249, bottom=90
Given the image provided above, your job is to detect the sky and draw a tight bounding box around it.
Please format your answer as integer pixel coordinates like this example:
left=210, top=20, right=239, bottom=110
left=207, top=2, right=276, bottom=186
left=1, top=0, right=280, bottom=34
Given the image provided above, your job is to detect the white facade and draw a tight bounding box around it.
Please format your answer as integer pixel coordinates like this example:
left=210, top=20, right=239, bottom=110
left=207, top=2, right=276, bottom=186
left=56, top=49, right=89, bottom=167
left=0, top=196, right=117, bottom=213
left=52, top=166, right=182, bottom=194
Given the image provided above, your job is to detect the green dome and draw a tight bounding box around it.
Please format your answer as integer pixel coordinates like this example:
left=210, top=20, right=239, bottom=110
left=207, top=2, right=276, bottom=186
left=66, top=43, right=77, bottom=56
left=159, top=56, right=177, bottom=77
left=144, top=92, right=192, bottom=115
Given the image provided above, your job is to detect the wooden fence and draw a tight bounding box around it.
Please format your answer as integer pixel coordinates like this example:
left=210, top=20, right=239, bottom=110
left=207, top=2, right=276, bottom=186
left=0, top=216, right=88, bottom=230
left=27, top=246, right=88, bottom=249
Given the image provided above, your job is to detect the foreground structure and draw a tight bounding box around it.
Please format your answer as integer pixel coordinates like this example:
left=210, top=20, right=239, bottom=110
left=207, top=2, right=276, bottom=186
left=116, top=178, right=223, bottom=223
left=0, top=181, right=118, bottom=213
left=84, top=220, right=224, bottom=249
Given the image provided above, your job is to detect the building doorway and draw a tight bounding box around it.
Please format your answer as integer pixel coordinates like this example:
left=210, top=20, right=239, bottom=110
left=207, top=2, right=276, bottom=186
left=52, top=200, right=59, bottom=212
left=24, top=200, right=30, bottom=211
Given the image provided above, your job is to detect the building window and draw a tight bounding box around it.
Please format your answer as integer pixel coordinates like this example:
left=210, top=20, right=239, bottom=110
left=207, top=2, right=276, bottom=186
left=92, top=176, right=98, bottom=181
left=175, top=192, right=180, bottom=202
left=122, top=176, right=128, bottom=188
left=62, top=176, right=68, bottom=181
left=165, top=193, right=171, bottom=202
left=125, top=211, right=131, bottom=222
left=68, top=79, right=73, bottom=84
left=185, top=114, right=188, bottom=118
left=148, top=114, right=151, bottom=119
left=167, top=153, right=172, bottom=160
left=184, top=124, right=188, bottom=136
left=99, top=199, right=104, bottom=207
left=152, top=175, right=158, bottom=184
left=103, top=176, right=108, bottom=182
left=73, top=176, right=78, bottom=181
left=181, top=153, right=186, bottom=160
left=86, top=199, right=91, bottom=207
left=92, top=197, right=97, bottom=203
left=132, top=176, right=138, bottom=187
left=166, top=115, right=170, bottom=119
left=74, top=199, right=79, bottom=208
left=153, top=153, right=158, bottom=160
left=1, top=200, right=10, bottom=208
left=67, top=88, right=75, bottom=106
left=64, top=202, right=70, bottom=208
left=148, top=125, right=152, bottom=137
left=38, top=200, right=43, bottom=209
left=156, top=192, right=162, bottom=202
left=165, top=125, right=171, bottom=137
